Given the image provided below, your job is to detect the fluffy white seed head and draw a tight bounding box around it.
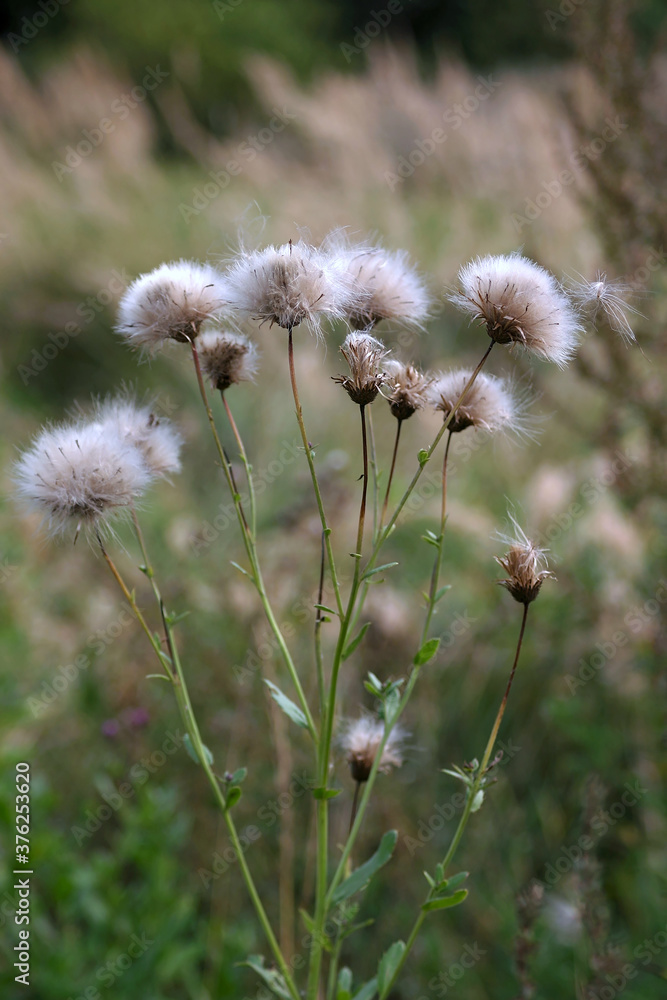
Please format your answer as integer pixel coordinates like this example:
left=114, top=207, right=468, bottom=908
left=223, top=239, right=358, bottom=335
left=495, top=513, right=555, bottom=605
left=429, top=369, right=533, bottom=437
left=332, top=331, right=390, bottom=406
left=116, top=260, right=230, bottom=351
left=93, top=397, right=183, bottom=478
left=197, top=329, right=260, bottom=391
left=567, top=272, right=641, bottom=344
left=450, top=253, right=580, bottom=366
left=14, top=421, right=152, bottom=537
left=383, top=359, right=433, bottom=420
left=345, top=246, right=431, bottom=329
left=339, top=715, right=406, bottom=783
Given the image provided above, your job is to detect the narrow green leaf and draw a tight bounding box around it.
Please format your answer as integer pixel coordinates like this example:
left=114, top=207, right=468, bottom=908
left=332, top=830, right=398, bottom=905
left=240, top=955, right=292, bottom=1000
left=423, top=871, right=436, bottom=889
left=183, top=734, right=214, bottom=766
left=377, top=940, right=406, bottom=998
left=351, top=978, right=377, bottom=1000
left=299, top=908, right=315, bottom=934
left=418, top=448, right=429, bottom=466
left=421, top=889, right=468, bottom=912
left=230, top=561, right=252, bottom=579
left=226, top=786, right=242, bottom=810
left=312, top=786, right=342, bottom=800
left=166, top=609, right=191, bottom=626
left=145, top=673, right=172, bottom=682
left=314, top=603, right=339, bottom=616
left=264, top=680, right=308, bottom=729
left=434, top=585, right=451, bottom=604
left=362, top=562, right=398, bottom=581
left=342, top=622, right=371, bottom=660
left=230, top=767, right=248, bottom=785
left=366, top=672, right=383, bottom=692
left=440, top=871, right=469, bottom=894
left=414, top=637, right=440, bottom=666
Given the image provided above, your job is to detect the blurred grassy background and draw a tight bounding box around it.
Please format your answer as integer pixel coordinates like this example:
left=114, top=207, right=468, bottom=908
left=0, top=1, right=666, bottom=998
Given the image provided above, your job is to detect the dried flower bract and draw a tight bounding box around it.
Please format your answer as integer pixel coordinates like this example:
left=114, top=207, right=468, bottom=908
left=93, top=397, right=183, bottom=478
left=14, top=421, right=152, bottom=537
left=333, top=331, right=390, bottom=406
left=383, top=360, right=433, bottom=420
left=117, top=261, right=229, bottom=351
left=429, top=369, right=531, bottom=436
left=495, top=516, right=554, bottom=605
left=224, top=239, right=357, bottom=335
left=451, top=253, right=580, bottom=367
left=197, top=330, right=260, bottom=391
left=340, top=716, right=405, bottom=783
left=346, top=247, right=430, bottom=329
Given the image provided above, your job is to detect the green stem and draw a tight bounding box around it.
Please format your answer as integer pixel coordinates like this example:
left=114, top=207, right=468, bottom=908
left=287, top=327, right=344, bottom=619
left=380, top=417, right=402, bottom=530
left=367, top=406, right=380, bottom=546
left=380, top=601, right=531, bottom=997
left=221, top=390, right=257, bottom=541
left=99, top=533, right=300, bottom=1000
left=190, top=338, right=317, bottom=743
left=421, top=430, right=453, bottom=644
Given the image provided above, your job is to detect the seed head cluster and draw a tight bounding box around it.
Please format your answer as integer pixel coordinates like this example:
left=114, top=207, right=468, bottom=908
left=495, top=516, right=555, bottom=605
left=197, top=330, right=260, bottom=392
left=429, top=369, right=531, bottom=437
left=333, top=331, right=390, bottom=406
left=451, top=253, right=580, bottom=367
left=339, top=716, right=406, bottom=783
left=15, top=398, right=182, bottom=537
left=345, top=247, right=430, bottom=329
left=383, top=360, right=433, bottom=421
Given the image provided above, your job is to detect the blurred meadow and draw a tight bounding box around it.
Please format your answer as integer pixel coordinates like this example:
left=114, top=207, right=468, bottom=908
left=0, top=1, right=666, bottom=998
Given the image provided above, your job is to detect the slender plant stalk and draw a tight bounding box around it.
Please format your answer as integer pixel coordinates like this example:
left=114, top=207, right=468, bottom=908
left=421, top=429, right=453, bottom=643
left=287, top=327, right=344, bottom=618
left=98, top=532, right=301, bottom=1000
left=221, top=390, right=257, bottom=540
left=315, top=530, right=327, bottom=721
left=380, top=417, right=403, bottom=529
left=379, top=602, right=532, bottom=998
left=190, top=337, right=317, bottom=743
left=366, top=406, right=380, bottom=546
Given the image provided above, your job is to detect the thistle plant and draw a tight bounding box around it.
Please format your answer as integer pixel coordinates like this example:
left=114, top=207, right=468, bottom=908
left=14, top=234, right=635, bottom=1000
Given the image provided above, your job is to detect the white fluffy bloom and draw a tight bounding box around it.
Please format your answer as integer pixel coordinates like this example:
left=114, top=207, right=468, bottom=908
left=93, top=397, right=182, bottom=477
left=223, top=239, right=358, bottom=335
left=495, top=512, right=555, bottom=605
left=14, top=421, right=152, bottom=537
left=450, top=253, right=580, bottom=367
left=429, top=369, right=534, bottom=437
left=116, top=260, right=229, bottom=351
left=339, top=715, right=406, bottom=782
left=346, top=246, right=431, bottom=328
left=196, top=329, right=260, bottom=391
left=567, top=272, right=641, bottom=344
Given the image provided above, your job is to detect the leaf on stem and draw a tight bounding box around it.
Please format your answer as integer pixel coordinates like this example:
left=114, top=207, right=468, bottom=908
left=343, top=622, right=371, bottom=660
left=421, top=888, right=468, bottom=912
left=183, top=733, right=214, bottom=766
left=240, top=955, right=292, bottom=1000
left=351, top=978, right=378, bottom=1000
left=230, top=767, right=248, bottom=784
left=337, top=966, right=353, bottom=1000
left=145, top=673, right=172, bottom=682
left=312, top=786, right=342, bottom=800
left=377, top=940, right=406, bottom=998
left=264, top=680, right=309, bottom=729
left=418, top=448, right=430, bottom=466
left=331, top=830, right=397, bottom=905
left=414, top=637, right=440, bottom=666
left=362, top=562, right=399, bottom=582
left=226, top=786, right=242, bottom=810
